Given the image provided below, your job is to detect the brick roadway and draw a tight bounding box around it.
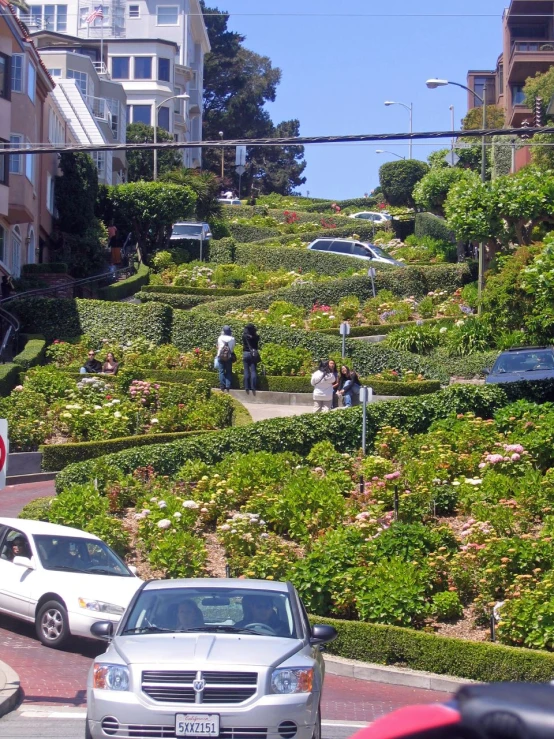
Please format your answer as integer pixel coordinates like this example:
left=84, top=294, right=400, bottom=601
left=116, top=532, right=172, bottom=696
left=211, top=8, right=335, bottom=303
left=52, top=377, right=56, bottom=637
left=0, top=481, right=451, bottom=720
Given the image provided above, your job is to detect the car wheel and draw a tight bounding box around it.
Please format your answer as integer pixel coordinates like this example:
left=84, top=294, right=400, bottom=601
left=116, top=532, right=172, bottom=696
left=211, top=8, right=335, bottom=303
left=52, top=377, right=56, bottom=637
left=312, top=706, right=321, bottom=739
left=36, top=599, right=70, bottom=648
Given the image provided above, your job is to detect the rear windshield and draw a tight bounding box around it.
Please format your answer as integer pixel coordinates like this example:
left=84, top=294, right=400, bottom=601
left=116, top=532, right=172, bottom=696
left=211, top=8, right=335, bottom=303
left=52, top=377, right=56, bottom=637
left=492, top=350, right=554, bottom=373
left=172, top=225, right=203, bottom=236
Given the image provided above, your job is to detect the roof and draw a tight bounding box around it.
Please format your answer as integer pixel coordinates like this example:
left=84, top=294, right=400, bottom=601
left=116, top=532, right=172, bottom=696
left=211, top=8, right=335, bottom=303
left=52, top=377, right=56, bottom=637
left=31, top=29, right=178, bottom=50
left=0, top=517, right=101, bottom=540
left=143, top=579, right=290, bottom=592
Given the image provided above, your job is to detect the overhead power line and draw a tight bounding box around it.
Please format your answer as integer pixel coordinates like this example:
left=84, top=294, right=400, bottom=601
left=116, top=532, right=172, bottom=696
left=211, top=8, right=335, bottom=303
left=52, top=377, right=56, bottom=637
left=13, top=126, right=554, bottom=156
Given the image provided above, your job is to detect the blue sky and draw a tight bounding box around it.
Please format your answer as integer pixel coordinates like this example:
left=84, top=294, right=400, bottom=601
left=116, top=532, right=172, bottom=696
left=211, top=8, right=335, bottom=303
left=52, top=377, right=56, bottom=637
left=218, top=0, right=509, bottom=198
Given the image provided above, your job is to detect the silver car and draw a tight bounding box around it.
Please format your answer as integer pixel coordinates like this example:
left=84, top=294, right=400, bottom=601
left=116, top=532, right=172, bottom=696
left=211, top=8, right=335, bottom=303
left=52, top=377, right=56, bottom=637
left=86, top=579, right=337, bottom=739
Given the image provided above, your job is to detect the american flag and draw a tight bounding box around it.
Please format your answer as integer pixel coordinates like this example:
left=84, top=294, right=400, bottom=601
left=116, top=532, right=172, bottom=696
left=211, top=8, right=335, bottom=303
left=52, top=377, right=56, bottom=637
left=85, top=4, right=103, bottom=23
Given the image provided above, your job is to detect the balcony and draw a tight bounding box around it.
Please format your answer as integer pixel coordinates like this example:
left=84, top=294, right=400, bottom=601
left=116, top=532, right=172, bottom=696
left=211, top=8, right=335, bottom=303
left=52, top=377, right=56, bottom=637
left=17, top=15, right=48, bottom=30
left=508, top=39, right=554, bottom=80
left=84, top=95, right=125, bottom=140
left=93, top=61, right=111, bottom=78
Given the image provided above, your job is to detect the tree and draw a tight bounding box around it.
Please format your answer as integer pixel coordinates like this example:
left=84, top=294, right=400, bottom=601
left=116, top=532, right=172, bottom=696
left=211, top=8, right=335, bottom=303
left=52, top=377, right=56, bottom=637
left=378, top=160, right=429, bottom=207
left=427, top=149, right=450, bottom=170
left=200, top=2, right=306, bottom=195
left=413, top=167, right=474, bottom=216
left=523, top=68, right=554, bottom=172
left=462, top=105, right=505, bottom=131
left=161, top=169, right=222, bottom=221
left=126, top=123, right=183, bottom=182
left=108, top=182, right=197, bottom=256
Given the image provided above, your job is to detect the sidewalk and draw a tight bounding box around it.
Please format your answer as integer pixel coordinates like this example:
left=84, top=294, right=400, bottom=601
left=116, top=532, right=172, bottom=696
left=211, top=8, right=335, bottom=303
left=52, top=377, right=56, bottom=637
left=0, top=661, right=20, bottom=718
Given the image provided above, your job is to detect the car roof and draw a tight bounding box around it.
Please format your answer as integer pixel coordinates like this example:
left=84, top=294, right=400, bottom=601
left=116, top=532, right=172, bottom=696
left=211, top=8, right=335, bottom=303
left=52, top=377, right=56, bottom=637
left=498, top=346, right=553, bottom=357
left=353, top=211, right=389, bottom=216
left=0, top=517, right=101, bottom=540
left=311, top=238, right=376, bottom=246
left=172, top=221, right=208, bottom=227
left=143, top=578, right=290, bottom=593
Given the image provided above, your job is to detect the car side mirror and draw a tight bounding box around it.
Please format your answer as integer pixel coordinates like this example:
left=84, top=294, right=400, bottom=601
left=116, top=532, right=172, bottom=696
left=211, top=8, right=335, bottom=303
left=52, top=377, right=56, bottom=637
left=91, top=621, right=114, bottom=640
left=483, top=368, right=490, bottom=375
left=206, top=232, right=212, bottom=238
left=128, top=565, right=138, bottom=575
left=310, top=624, right=338, bottom=646
left=12, top=556, right=35, bottom=569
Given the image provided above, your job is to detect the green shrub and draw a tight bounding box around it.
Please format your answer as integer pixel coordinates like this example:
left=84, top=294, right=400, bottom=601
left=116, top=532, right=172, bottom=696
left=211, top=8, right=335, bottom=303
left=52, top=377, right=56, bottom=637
left=310, top=615, right=554, bottom=682
left=379, top=160, right=429, bottom=207
left=97, top=263, right=150, bottom=301
left=226, top=223, right=281, bottom=242
left=386, top=324, right=440, bottom=354
left=18, top=497, right=53, bottom=521
left=55, top=385, right=508, bottom=492
left=12, top=337, right=46, bottom=369
left=141, top=285, right=256, bottom=296
left=444, top=318, right=494, bottom=357
left=233, top=243, right=365, bottom=275
left=415, top=212, right=456, bottom=243
left=208, top=237, right=236, bottom=264
left=318, top=317, right=456, bottom=338
left=0, top=364, right=23, bottom=397
left=432, top=591, right=464, bottom=621
left=139, top=292, right=214, bottom=309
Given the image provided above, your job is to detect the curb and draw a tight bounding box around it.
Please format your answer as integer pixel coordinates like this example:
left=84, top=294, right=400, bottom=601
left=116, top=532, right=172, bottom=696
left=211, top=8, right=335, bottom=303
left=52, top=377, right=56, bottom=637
left=0, top=660, right=21, bottom=718
left=324, top=655, right=477, bottom=694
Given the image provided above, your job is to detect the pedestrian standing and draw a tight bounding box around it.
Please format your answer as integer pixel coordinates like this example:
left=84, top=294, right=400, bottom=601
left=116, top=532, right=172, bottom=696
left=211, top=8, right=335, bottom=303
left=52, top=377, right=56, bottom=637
left=328, top=359, right=339, bottom=408
left=242, top=323, right=260, bottom=392
left=216, top=325, right=236, bottom=391
left=310, top=360, right=335, bottom=413
left=108, top=222, right=121, bottom=265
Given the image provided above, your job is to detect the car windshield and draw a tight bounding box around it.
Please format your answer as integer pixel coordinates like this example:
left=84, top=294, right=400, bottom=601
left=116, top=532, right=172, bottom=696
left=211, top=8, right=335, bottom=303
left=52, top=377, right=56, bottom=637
left=365, top=244, right=393, bottom=260
left=492, top=351, right=554, bottom=374
left=121, top=587, right=298, bottom=638
left=33, top=534, right=133, bottom=576
left=172, top=224, right=203, bottom=237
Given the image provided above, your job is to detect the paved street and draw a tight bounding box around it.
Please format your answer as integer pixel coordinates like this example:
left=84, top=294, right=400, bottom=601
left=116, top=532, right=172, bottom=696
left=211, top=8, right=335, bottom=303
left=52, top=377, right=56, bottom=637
left=0, top=481, right=55, bottom=518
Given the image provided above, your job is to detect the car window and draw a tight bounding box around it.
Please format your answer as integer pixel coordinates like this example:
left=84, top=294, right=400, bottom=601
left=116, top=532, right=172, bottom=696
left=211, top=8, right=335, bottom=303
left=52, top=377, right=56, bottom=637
left=122, top=587, right=297, bottom=638
left=172, top=224, right=203, bottom=237
left=370, top=245, right=394, bottom=260
left=330, top=241, right=353, bottom=255
left=351, top=244, right=370, bottom=258
left=0, top=529, right=31, bottom=561
left=493, top=351, right=554, bottom=373
left=33, top=534, right=133, bottom=576
left=310, top=240, right=330, bottom=251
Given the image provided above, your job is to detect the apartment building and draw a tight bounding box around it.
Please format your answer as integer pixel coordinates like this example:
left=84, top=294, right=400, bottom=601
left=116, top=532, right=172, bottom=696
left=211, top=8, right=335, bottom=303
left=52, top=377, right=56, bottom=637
left=22, top=0, right=210, bottom=167
left=32, top=32, right=127, bottom=184
left=467, top=0, right=554, bottom=127
left=0, top=8, right=73, bottom=278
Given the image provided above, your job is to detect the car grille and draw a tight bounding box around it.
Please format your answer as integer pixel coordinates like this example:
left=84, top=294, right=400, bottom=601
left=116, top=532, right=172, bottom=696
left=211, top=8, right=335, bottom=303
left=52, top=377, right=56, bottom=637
left=100, top=720, right=267, bottom=739
left=141, top=671, right=258, bottom=705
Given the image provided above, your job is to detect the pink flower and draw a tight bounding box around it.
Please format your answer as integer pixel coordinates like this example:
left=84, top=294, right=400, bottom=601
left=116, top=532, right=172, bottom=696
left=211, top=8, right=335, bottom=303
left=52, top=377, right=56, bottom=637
left=511, top=453, right=521, bottom=461
left=384, top=471, right=401, bottom=480
left=484, top=453, right=504, bottom=464
left=504, top=444, right=524, bottom=453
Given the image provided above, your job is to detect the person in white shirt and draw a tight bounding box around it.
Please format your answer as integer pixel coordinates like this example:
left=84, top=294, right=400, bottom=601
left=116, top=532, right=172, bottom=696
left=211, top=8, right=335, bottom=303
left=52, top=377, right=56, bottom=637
left=310, top=360, right=336, bottom=412
left=216, top=325, right=236, bottom=391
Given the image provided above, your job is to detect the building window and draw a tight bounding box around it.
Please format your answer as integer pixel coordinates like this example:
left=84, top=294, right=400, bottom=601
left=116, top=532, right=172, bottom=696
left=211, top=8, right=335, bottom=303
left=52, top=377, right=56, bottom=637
left=56, top=4, right=67, bottom=31
left=48, top=108, right=64, bottom=144
left=129, top=4, right=139, bottom=17
left=132, top=104, right=151, bottom=125
left=27, top=62, right=35, bottom=103
left=512, top=84, right=526, bottom=105
left=158, top=106, right=169, bottom=131
left=0, top=140, right=8, bottom=186
left=48, top=68, right=62, bottom=78
left=156, top=5, right=178, bottom=24
left=112, top=56, right=130, bottom=79
left=134, top=57, right=152, bottom=79
left=472, top=76, right=494, bottom=107
left=25, top=141, right=34, bottom=185
left=0, top=55, right=10, bottom=101
left=11, top=228, right=21, bottom=278
left=9, top=135, right=23, bottom=175
left=0, top=227, right=4, bottom=263
left=79, top=6, right=89, bottom=25
left=92, top=151, right=106, bottom=178
left=159, top=58, right=170, bottom=82
left=11, top=54, right=23, bottom=93
left=67, top=69, right=87, bottom=96
left=47, top=174, right=55, bottom=213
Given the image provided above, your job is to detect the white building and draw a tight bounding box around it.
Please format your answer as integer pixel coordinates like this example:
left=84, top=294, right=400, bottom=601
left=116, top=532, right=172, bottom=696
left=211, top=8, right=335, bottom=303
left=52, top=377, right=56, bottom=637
left=21, top=0, right=210, bottom=167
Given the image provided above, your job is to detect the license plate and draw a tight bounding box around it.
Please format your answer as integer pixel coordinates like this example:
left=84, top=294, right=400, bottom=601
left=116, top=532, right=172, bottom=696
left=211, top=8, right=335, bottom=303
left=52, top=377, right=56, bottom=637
left=175, top=714, right=220, bottom=737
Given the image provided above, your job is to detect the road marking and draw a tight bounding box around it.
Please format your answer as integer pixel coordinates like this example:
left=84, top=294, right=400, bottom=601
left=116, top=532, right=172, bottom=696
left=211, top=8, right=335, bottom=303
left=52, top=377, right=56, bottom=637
left=19, top=709, right=86, bottom=719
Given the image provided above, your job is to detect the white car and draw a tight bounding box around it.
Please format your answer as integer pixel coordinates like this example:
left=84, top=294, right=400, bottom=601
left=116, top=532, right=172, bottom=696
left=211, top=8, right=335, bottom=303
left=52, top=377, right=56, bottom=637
left=349, top=211, right=392, bottom=224
left=307, top=237, right=404, bottom=266
left=217, top=198, right=242, bottom=206
left=0, top=518, right=142, bottom=648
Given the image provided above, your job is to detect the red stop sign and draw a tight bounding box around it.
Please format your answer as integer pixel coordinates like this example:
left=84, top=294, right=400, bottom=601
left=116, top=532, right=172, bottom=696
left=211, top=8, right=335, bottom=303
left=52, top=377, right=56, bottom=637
left=0, top=434, right=6, bottom=474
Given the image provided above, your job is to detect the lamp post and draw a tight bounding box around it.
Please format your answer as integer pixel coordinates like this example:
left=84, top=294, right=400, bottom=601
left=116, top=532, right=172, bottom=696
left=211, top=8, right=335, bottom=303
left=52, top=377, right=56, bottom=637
left=426, top=79, right=487, bottom=312
left=153, top=93, right=190, bottom=181
left=384, top=101, right=413, bottom=159
left=219, top=131, right=224, bottom=179
left=375, top=149, right=406, bottom=160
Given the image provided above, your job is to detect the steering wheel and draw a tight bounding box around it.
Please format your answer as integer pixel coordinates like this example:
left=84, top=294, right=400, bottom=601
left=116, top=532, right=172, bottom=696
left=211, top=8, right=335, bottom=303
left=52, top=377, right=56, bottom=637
left=243, top=622, right=277, bottom=636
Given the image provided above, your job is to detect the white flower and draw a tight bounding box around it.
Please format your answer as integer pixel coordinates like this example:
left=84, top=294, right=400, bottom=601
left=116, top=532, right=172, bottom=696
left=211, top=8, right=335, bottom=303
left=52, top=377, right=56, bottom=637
left=142, top=509, right=150, bottom=515
left=219, top=524, right=231, bottom=531
left=94, top=405, right=102, bottom=410
left=439, top=326, right=448, bottom=334
left=157, top=519, right=172, bottom=529
left=464, top=478, right=483, bottom=486
left=151, top=418, right=159, bottom=424
left=83, top=410, right=92, bottom=415
left=452, top=481, right=461, bottom=487
left=112, top=399, right=121, bottom=404
left=150, top=497, right=158, bottom=502
left=173, top=512, right=182, bottom=519
left=158, top=500, right=167, bottom=509
left=183, top=500, right=199, bottom=509
left=114, top=411, right=122, bottom=418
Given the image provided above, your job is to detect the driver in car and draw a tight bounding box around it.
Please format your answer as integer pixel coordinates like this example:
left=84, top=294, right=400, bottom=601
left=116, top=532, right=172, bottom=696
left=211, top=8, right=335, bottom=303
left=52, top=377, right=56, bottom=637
left=7, top=536, right=30, bottom=561
left=235, top=595, right=289, bottom=636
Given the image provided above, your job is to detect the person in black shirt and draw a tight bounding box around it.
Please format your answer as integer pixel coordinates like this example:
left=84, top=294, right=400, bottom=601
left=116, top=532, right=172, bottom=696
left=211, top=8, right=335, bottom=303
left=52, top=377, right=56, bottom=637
left=242, top=323, right=260, bottom=392
left=81, top=350, right=103, bottom=374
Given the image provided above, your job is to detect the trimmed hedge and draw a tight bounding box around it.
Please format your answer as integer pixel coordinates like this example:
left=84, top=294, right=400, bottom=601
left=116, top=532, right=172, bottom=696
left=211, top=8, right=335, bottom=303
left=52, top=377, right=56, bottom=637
left=255, top=222, right=386, bottom=246
left=12, top=336, right=46, bottom=369
left=0, top=363, right=23, bottom=397
left=10, top=297, right=172, bottom=344
left=226, top=223, right=281, bottom=242
left=138, top=293, right=214, bottom=310
left=22, top=263, right=68, bottom=275
left=194, top=266, right=476, bottom=315
left=55, top=385, right=508, bottom=492
left=303, top=197, right=381, bottom=213
left=208, top=237, right=236, bottom=264
left=40, top=429, right=214, bottom=471
left=415, top=212, right=456, bottom=243
left=232, top=242, right=375, bottom=275
left=97, top=263, right=150, bottom=301
left=141, top=285, right=257, bottom=296
left=319, top=317, right=456, bottom=338
left=313, top=615, right=554, bottom=683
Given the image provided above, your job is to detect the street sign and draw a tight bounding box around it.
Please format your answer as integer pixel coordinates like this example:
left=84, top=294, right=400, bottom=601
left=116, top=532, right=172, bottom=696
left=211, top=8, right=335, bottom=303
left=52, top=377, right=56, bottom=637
left=235, top=165, right=245, bottom=175
left=0, top=419, right=9, bottom=490
left=367, top=267, right=376, bottom=279
left=453, top=142, right=473, bottom=149
left=445, top=151, right=460, bottom=167
left=339, top=321, right=351, bottom=337
left=235, top=146, right=246, bottom=166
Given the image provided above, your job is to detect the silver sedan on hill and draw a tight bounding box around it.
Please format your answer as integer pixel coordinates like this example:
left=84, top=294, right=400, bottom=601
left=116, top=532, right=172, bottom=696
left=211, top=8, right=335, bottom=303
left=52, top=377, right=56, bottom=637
left=86, top=578, right=337, bottom=739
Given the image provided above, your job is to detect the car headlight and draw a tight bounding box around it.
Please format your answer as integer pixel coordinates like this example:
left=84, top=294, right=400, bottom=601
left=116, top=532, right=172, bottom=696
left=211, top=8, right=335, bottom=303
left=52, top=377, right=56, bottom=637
left=271, top=668, right=313, bottom=694
left=93, top=663, right=130, bottom=691
left=78, top=597, right=125, bottom=616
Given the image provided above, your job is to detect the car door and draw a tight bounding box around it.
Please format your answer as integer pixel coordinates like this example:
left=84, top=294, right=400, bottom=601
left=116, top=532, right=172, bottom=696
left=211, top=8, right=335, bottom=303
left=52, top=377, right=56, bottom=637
left=329, top=241, right=354, bottom=257
left=309, top=240, right=331, bottom=251
left=351, top=243, right=371, bottom=260
left=0, top=527, right=35, bottom=619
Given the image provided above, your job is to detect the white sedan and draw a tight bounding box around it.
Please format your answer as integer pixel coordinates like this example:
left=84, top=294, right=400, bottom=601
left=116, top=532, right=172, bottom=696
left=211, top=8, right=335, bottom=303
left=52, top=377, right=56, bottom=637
left=349, top=211, right=392, bottom=224
left=0, top=518, right=142, bottom=648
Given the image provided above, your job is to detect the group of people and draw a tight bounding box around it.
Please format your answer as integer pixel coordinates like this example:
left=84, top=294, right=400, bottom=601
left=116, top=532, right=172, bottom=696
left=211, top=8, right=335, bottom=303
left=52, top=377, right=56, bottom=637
left=80, top=350, right=119, bottom=375
left=311, top=359, right=361, bottom=413
left=215, top=324, right=260, bottom=392
left=172, top=595, right=288, bottom=636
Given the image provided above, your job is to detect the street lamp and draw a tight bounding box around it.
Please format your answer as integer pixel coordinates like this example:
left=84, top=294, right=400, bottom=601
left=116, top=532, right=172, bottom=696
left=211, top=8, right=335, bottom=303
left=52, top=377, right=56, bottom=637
left=384, top=100, right=413, bottom=159
left=153, top=93, right=190, bottom=181
left=219, top=131, right=224, bottom=179
left=426, top=78, right=487, bottom=312
left=376, top=149, right=406, bottom=160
